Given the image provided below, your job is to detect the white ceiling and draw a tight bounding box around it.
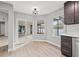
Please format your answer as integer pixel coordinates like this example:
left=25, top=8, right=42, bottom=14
left=5, top=1, right=65, bottom=15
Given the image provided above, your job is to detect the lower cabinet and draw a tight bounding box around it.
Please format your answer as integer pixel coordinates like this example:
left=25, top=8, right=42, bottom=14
left=61, top=36, right=72, bottom=57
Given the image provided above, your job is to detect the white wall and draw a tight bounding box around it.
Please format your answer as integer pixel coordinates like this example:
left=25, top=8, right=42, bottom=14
left=46, top=7, right=64, bottom=47
left=14, top=12, right=33, bottom=44
left=0, top=11, right=8, bottom=36
left=15, top=12, right=48, bottom=42
left=1, top=23, right=5, bottom=35
left=27, top=23, right=32, bottom=35
left=32, top=15, right=47, bottom=40
left=66, top=24, right=79, bottom=35
left=15, top=12, right=47, bottom=43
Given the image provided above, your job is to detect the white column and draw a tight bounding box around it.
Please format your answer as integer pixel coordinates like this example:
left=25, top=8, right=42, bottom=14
left=25, top=21, right=28, bottom=39
left=32, top=16, right=35, bottom=40
left=44, top=16, right=47, bottom=38
left=8, top=8, right=15, bottom=51
left=32, top=16, right=37, bottom=40
left=15, top=18, right=18, bottom=45
left=5, top=17, right=8, bottom=36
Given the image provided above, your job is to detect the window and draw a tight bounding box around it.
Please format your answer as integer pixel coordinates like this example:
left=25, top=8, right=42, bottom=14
left=18, top=25, right=25, bottom=34
left=53, top=16, right=64, bottom=36
left=18, top=21, right=25, bottom=37
left=37, top=23, right=45, bottom=34
left=30, top=25, right=32, bottom=34
left=18, top=25, right=25, bottom=37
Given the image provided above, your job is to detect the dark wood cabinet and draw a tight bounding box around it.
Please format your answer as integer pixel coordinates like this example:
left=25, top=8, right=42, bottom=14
left=61, top=36, right=72, bottom=57
left=64, top=1, right=75, bottom=25
left=75, top=1, right=79, bottom=24
left=64, top=1, right=79, bottom=25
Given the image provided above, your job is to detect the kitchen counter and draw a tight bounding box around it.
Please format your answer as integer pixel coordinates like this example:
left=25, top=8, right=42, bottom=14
left=61, top=34, right=79, bottom=57
left=61, top=34, right=79, bottom=38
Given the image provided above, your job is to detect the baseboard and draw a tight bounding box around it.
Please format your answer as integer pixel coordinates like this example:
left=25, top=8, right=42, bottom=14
left=32, top=40, right=60, bottom=48
left=15, top=43, right=25, bottom=49
left=32, top=40, right=47, bottom=42
left=45, top=40, right=61, bottom=48
left=8, top=48, right=16, bottom=52
left=15, top=40, right=32, bottom=50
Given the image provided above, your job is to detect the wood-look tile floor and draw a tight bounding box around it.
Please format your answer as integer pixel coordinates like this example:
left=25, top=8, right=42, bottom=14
left=0, top=41, right=64, bottom=57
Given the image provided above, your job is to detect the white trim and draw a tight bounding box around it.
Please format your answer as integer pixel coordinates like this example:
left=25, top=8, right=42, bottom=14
left=32, top=40, right=47, bottom=42
left=46, top=40, right=61, bottom=48
left=15, top=40, right=32, bottom=50
left=8, top=40, right=32, bottom=51
left=8, top=48, right=16, bottom=52
left=15, top=43, right=26, bottom=49
left=32, top=40, right=60, bottom=48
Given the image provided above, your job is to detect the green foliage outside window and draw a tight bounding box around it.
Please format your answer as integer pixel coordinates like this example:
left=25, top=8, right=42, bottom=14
left=53, top=22, right=64, bottom=29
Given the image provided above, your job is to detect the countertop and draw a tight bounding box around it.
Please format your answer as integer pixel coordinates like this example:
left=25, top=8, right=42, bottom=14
left=61, top=34, right=79, bottom=38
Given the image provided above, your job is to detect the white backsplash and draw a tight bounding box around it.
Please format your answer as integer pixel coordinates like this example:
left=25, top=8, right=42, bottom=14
left=66, top=24, right=79, bottom=35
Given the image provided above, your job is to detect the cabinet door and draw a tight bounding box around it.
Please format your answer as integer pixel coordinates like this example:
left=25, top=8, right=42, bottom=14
left=64, top=1, right=75, bottom=25
left=75, top=1, right=79, bottom=24
left=61, top=36, right=72, bottom=57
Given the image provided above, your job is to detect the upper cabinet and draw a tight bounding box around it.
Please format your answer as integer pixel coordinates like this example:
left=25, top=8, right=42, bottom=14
left=64, top=1, right=75, bottom=25
left=64, top=1, right=79, bottom=25
left=75, top=1, right=79, bottom=24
